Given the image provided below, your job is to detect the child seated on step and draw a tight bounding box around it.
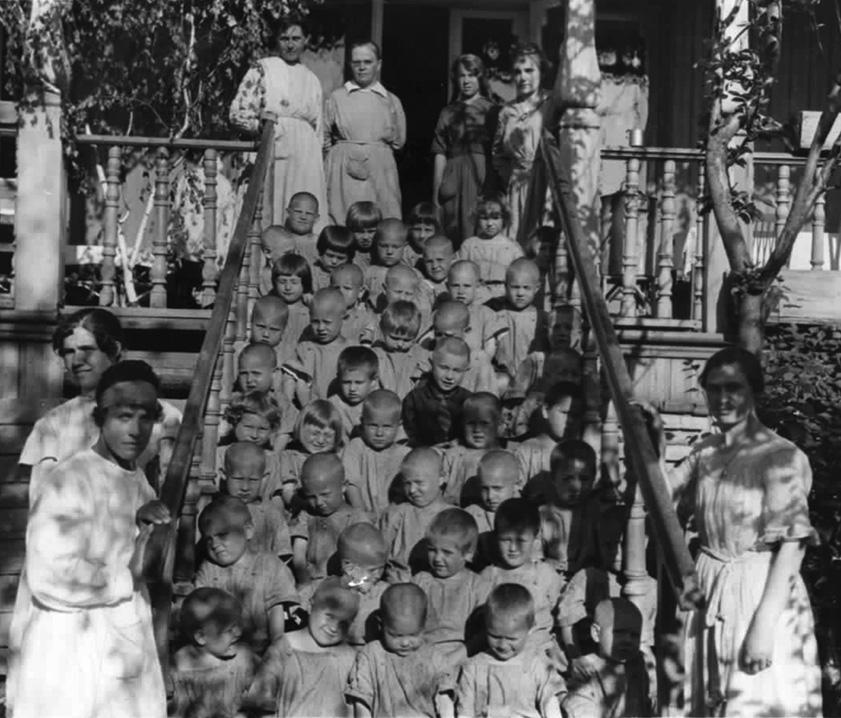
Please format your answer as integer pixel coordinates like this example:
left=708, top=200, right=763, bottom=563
left=329, top=346, right=379, bottom=442
left=249, top=294, right=289, bottom=359
left=404, top=200, right=442, bottom=267
left=365, top=218, right=410, bottom=307
left=331, top=263, right=377, bottom=345
left=347, top=583, right=444, bottom=718
left=562, top=598, right=652, bottom=718
left=465, top=450, right=520, bottom=570
left=439, top=392, right=504, bottom=506
left=346, top=200, right=382, bottom=271
left=283, top=190, right=320, bottom=265
left=259, top=225, right=297, bottom=295
left=412, top=508, right=489, bottom=670
left=337, top=522, right=390, bottom=647
left=244, top=578, right=359, bottom=717
left=269, top=252, right=313, bottom=356
left=455, top=195, right=524, bottom=299
left=194, top=495, right=298, bottom=654
left=380, top=447, right=450, bottom=582
left=479, top=498, right=565, bottom=664
left=445, top=583, right=565, bottom=718
left=371, top=301, right=426, bottom=400
left=488, top=257, right=550, bottom=383
left=374, top=263, right=432, bottom=324
left=402, top=337, right=472, bottom=448
left=418, top=235, right=455, bottom=307
left=289, top=454, right=371, bottom=596
left=284, top=287, right=348, bottom=405
left=344, top=389, right=411, bottom=518
left=170, top=588, right=258, bottom=718
left=446, top=259, right=506, bottom=357
left=278, top=399, right=344, bottom=510
left=220, top=442, right=291, bottom=560
left=312, top=225, right=356, bottom=292
left=516, top=381, right=584, bottom=492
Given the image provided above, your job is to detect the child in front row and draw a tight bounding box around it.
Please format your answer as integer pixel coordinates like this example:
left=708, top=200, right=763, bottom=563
left=412, top=508, right=489, bottom=670
left=466, top=449, right=520, bottom=569
left=379, top=447, right=450, bottom=582
left=329, top=346, right=379, bottom=441
left=445, top=584, right=565, bottom=718
left=245, top=578, right=359, bottom=717
left=312, top=225, right=356, bottom=291
left=331, top=263, right=377, bottom=345
left=347, top=583, right=444, bottom=718
left=371, top=301, right=426, bottom=399
left=194, top=495, right=298, bottom=654
left=344, top=389, right=411, bottom=518
left=170, top=588, right=258, bottom=718
left=338, top=522, right=390, bottom=647
left=270, top=252, right=313, bottom=353
left=346, top=200, right=382, bottom=271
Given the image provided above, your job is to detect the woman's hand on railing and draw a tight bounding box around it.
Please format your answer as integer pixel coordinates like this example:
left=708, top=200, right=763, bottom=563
left=136, top=499, right=172, bottom=528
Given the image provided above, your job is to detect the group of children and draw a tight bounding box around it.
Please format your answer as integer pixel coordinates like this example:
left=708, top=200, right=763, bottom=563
left=169, top=191, right=657, bottom=717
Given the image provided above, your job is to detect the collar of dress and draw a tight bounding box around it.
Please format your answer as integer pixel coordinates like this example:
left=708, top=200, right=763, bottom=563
left=344, top=80, right=389, bottom=98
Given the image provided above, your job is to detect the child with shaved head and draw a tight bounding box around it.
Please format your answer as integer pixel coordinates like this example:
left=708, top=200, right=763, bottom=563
left=446, top=260, right=506, bottom=357
left=249, top=294, right=289, bottom=358
left=418, top=235, right=455, bottom=306
left=337, top=522, right=390, bottom=646
left=245, top=577, right=359, bottom=716
left=284, top=287, right=348, bottom=405
left=488, top=257, right=550, bottom=382
left=195, top=495, right=298, bottom=653
left=447, top=583, right=566, bottom=718
left=402, top=337, right=472, bottom=447
left=347, top=583, right=444, bottom=717
left=344, top=389, right=411, bottom=518
left=379, top=448, right=450, bottom=582
left=329, top=346, right=380, bottom=441
left=466, top=449, right=520, bottom=569
left=365, top=218, right=411, bottom=306
left=373, top=264, right=432, bottom=325
left=371, top=301, right=427, bottom=399
left=412, top=508, right=490, bottom=670
left=331, top=263, right=377, bottom=345
left=289, top=454, right=371, bottom=594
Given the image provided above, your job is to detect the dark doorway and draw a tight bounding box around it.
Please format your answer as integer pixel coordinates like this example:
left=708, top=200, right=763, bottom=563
left=381, top=4, right=450, bottom=215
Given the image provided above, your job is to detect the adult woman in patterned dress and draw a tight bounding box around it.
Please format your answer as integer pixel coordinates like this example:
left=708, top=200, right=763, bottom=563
left=230, top=17, right=327, bottom=230
left=431, top=54, right=497, bottom=245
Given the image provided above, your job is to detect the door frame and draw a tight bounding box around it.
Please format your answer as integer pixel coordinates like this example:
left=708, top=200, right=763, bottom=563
left=447, top=8, right=530, bottom=74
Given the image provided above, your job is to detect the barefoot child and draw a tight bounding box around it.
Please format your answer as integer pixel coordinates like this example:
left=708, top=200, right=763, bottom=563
left=270, top=252, right=313, bottom=355
left=331, top=263, right=377, bottom=345
left=170, top=588, right=258, bottom=718
left=447, top=584, right=566, bottom=718
left=245, top=578, right=359, bottom=717
left=371, top=301, right=426, bottom=399
left=380, top=447, right=451, bottom=582
left=312, top=226, right=356, bottom=291
left=329, top=346, right=379, bottom=441
left=402, top=337, right=472, bottom=447
left=412, top=509, right=489, bottom=669
left=455, top=196, right=524, bottom=298
left=195, top=495, right=298, bottom=653
left=346, top=201, right=382, bottom=271
left=344, top=389, right=411, bottom=518
left=347, top=583, right=444, bottom=717
left=466, top=449, right=520, bottom=569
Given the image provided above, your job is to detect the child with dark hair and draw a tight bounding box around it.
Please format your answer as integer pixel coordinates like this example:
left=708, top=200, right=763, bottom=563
left=412, top=508, right=489, bottom=669
left=195, top=495, right=298, bottom=653
left=270, top=252, right=313, bottom=352
left=312, top=225, right=356, bottom=291
left=331, top=264, right=377, bottom=345
left=329, top=345, right=380, bottom=440
left=405, top=200, right=442, bottom=266
left=245, top=578, right=359, bottom=717
left=170, top=588, right=258, bottom=718
left=346, top=200, right=383, bottom=270
left=371, top=300, right=426, bottom=399
left=446, top=583, right=566, bottom=718
left=346, top=583, right=444, bottom=717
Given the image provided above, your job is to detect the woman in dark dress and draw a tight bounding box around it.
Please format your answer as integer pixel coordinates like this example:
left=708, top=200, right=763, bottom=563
left=432, top=54, right=498, bottom=245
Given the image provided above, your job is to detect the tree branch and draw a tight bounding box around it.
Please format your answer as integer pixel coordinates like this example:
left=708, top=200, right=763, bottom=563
left=759, top=71, right=841, bottom=283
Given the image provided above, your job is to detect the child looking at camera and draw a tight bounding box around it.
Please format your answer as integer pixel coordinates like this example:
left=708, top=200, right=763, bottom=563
left=346, top=201, right=382, bottom=271
left=405, top=201, right=442, bottom=266
left=428, top=301, right=497, bottom=395
left=446, top=260, right=506, bottom=357
left=329, top=346, right=379, bottom=441
left=365, top=218, right=410, bottom=306
left=419, top=235, right=455, bottom=306
left=270, top=252, right=313, bottom=353
left=371, top=301, right=426, bottom=399
left=312, top=225, right=356, bottom=291
left=466, top=450, right=520, bottom=569
left=284, top=191, right=320, bottom=264
left=331, top=264, right=377, bottom=345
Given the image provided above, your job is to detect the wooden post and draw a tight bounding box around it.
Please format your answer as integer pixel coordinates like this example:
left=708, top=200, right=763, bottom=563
left=150, top=148, right=170, bottom=308
left=693, top=162, right=707, bottom=324
left=621, top=157, right=641, bottom=317
left=201, top=149, right=218, bottom=307
left=774, top=163, right=791, bottom=242
left=99, top=146, right=122, bottom=307
left=655, top=160, right=676, bottom=318
left=247, top=189, right=263, bottom=327
left=811, top=192, right=825, bottom=270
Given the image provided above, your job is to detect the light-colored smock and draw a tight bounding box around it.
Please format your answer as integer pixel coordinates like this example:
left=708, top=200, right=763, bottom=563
left=8, top=450, right=165, bottom=718
left=671, top=430, right=822, bottom=717
left=324, top=81, right=406, bottom=223
left=230, top=57, right=328, bottom=230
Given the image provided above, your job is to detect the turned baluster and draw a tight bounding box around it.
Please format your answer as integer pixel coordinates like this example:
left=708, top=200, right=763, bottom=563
left=173, top=478, right=202, bottom=583
left=200, top=149, right=218, bottom=307
left=554, top=230, right=570, bottom=306
left=692, top=163, right=706, bottom=322
left=621, top=156, right=641, bottom=317
left=775, top=164, right=791, bottom=244
left=247, top=189, right=264, bottom=325
left=99, top=145, right=121, bottom=306
left=235, top=229, right=251, bottom=344
left=150, top=148, right=170, bottom=307
left=200, top=349, right=223, bottom=490
left=221, top=307, right=237, bottom=413
left=811, top=192, right=825, bottom=270
left=655, top=160, right=676, bottom=318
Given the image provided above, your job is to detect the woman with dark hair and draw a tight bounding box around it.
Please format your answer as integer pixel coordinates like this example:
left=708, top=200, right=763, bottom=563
left=647, top=346, right=822, bottom=716
left=17, top=307, right=181, bottom=500
left=230, top=16, right=327, bottom=231
left=492, top=42, right=555, bottom=243
left=431, top=54, right=498, bottom=244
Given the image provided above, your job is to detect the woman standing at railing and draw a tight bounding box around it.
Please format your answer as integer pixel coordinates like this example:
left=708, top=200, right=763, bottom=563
left=230, top=16, right=328, bottom=232
left=647, top=347, right=822, bottom=716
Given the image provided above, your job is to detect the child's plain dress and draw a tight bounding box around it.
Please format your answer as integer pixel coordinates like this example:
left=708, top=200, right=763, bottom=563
left=455, top=235, right=524, bottom=297
left=342, top=436, right=411, bottom=517
left=294, top=335, right=349, bottom=399
left=379, top=498, right=451, bottom=581
left=170, top=646, right=258, bottom=718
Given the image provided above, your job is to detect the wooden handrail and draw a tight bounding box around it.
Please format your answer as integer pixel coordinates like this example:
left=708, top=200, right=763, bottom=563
left=76, top=134, right=258, bottom=151
left=538, top=133, right=704, bottom=610
left=143, top=119, right=275, bottom=673
left=601, top=144, right=814, bottom=167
